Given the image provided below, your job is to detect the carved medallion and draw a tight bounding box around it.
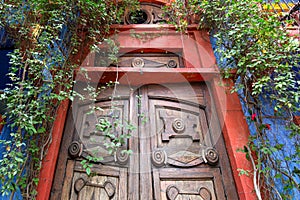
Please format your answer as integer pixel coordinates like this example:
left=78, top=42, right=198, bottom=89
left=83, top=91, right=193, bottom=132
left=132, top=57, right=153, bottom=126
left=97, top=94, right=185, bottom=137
left=167, top=59, right=177, bottom=68
left=204, top=147, right=219, bottom=165
left=131, top=57, right=145, bottom=68
left=116, top=147, right=130, bottom=165
left=172, top=118, right=185, bottom=133
left=151, top=149, right=166, bottom=167
left=68, top=141, right=83, bottom=159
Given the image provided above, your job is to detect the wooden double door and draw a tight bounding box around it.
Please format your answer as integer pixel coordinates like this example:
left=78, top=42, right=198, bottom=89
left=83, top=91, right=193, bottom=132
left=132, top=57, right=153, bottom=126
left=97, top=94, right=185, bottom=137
left=51, top=83, right=238, bottom=200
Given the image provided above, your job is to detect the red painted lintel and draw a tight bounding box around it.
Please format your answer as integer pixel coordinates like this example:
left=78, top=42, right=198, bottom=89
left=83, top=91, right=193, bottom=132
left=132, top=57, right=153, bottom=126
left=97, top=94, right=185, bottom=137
left=75, top=67, right=220, bottom=86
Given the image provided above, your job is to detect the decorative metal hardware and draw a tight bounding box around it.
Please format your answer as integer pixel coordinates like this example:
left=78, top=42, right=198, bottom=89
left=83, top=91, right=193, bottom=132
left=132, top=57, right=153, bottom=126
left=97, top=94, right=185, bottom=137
left=74, top=177, right=116, bottom=198
left=166, top=185, right=212, bottom=200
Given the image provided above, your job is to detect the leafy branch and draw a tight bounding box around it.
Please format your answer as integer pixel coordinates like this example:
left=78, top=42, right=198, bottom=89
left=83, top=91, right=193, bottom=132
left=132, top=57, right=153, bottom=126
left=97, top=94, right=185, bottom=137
left=165, top=0, right=299, bottom=199
left=0, top=0, right=138, bottom=199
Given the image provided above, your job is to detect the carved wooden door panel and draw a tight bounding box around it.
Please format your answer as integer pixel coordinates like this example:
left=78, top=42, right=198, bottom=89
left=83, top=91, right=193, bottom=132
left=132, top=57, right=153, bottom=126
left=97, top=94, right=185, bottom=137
left=139, top=84, right=238, bottom=200
left=51, top=85, right=137, bottom=200
left=51, top=83, right=238, bottom=200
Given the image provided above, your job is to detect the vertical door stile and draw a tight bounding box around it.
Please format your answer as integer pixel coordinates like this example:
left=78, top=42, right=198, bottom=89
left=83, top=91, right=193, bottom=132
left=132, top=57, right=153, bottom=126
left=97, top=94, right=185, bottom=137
left=128, top=89, right=139, bottom=200
left=149, top=90, right=161, bottom=200
left=50, top=108, right=76, bottom=200
left=202, top=86, right=213, bottom=148
left=206, top=87, right=239, bottom=200
left=139, top=86, right=153, bottom=200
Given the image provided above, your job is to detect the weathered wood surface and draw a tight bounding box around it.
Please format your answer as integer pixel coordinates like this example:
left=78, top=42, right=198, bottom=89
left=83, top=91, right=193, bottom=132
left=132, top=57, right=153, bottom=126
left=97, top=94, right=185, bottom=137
left=50, top=83, right=238, bottom=200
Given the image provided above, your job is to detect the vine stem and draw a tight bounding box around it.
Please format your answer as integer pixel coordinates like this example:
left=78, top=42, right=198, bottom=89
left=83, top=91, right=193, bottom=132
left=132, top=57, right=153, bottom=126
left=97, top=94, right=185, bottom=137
left=246, top=145, right=262, bottom=200
left=269, top=156, right=300, bottom=190
left=9, top=155, right=28, bottom=200
left=40, top=122, right=53, bottom=166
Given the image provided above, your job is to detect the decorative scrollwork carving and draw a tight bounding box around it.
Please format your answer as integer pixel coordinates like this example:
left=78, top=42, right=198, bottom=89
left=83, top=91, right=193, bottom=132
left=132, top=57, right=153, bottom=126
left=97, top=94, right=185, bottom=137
left=74, top=177, right=86, bottom=193
left=68, top=141, right=83, bottom=159
left=204, top=147, right=219, bottom=165
left=151, top=149, right=166, bottom=167
left=166, top=185, right=179, bottom=200
left=103, top=180, right=116, bottom=198
left=166, top=184, right=212, bottom=200
left=199, top=187, right=212, bottom=200
left=116, top=147, right=129, bottom=165
left=74, top=177, right=116, bottom=198
left=131, top=57, right=145, bottom=68
left=124, top=3, right=167, bottom=25
left=159, top=110, right=201, bottom=141
left=172, top=118, right=185, bottom=133
left=167, top=59, right=177, bottom=68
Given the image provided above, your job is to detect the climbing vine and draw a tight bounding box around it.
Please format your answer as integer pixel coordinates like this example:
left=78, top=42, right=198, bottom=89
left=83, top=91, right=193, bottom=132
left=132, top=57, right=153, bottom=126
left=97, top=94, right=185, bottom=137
left=0, top=0, right=138, bottom=199
left=165, top=0, right=300, bottom=199
left=0, top=0, right=299, bottom=199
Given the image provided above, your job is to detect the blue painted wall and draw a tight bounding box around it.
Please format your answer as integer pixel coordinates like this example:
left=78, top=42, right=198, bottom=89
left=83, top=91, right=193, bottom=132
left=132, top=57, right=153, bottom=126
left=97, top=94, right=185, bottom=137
left=0, top=50, right=12, bottom=91
left=0, top=28, right=22, bottom=200
left=210, top=29, right=300, bottom=199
